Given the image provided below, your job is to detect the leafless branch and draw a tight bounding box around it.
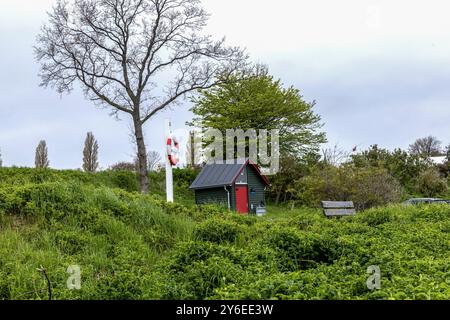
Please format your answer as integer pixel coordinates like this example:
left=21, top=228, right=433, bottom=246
left=35, top=0, right=248, bottom=123
left=35, top=0, right=249, bottom=193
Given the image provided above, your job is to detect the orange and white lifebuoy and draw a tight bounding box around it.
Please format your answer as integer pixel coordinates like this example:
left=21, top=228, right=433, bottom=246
left=166, top=135, right=180, bottom=166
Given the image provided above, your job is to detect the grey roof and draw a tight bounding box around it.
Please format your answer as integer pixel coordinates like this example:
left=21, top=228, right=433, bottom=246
left=189, top=163, right=246, bottom=190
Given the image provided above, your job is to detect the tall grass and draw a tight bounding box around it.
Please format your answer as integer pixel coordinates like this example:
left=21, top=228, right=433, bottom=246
left=0, top=171, right=196, bottom=300
left=0, top=168, right=449, bottom=300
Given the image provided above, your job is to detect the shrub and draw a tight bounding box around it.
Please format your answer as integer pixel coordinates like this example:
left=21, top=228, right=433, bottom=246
left=110, top=162, right=137, bottom=172
left=262, top=227, right=342, bottom=271
left=1, top=167, right=450, bottom=300
left=415, top=168, right=448, bottom=197
left=356, top=207, right=395, bottom=226
left=351, top=168, right=403, bottom=210
left=168, top=256, right=243, bottom=299
left=53, top=230, right=91, bottom=255
left=167, top=241, right=230, bottom=270
left=173, top=168, right=199, bottom=187
left=298, top=165, right=403, bottom=210
left=194, top=217, right=242, bottom=244
left=108, top=171, right=139, bottom=192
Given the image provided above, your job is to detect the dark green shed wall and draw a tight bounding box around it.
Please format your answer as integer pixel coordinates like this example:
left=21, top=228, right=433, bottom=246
left=195, top=187, right=230, bottom=208
left=231, top=185, right=236, bottom=211
left=246, top=165, right=266, bottom=214
left=194, top=164, right=267, bottom=213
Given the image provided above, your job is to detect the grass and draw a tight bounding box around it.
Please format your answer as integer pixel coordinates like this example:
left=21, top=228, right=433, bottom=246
left=0, top=167, right=449, bottom=300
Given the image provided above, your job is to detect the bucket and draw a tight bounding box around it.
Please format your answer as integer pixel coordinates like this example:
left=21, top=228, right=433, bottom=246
left=256, top=206, right=266, bottom=217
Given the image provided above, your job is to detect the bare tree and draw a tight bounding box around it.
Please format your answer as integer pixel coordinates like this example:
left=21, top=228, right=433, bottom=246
left=185, top=130, right=194, bottom=168
left=111, top=161, right=137, bottom=171
left=321, top=144, right=350, bottom=166
left=147, top=150, right=162, bottom=171
left=35, top=0, right=248, bottom=193
left=83, top=132, right=99, bottom=172
left=409, top=136, right=442, bottom=157
left=35, top=140, right=50, bottom=169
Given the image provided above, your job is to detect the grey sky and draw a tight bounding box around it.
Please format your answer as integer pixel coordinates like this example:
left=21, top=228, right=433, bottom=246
left=1, top=0, right=450, bottom=169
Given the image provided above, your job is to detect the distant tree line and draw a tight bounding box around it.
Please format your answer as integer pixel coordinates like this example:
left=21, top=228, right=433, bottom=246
left=268, top=139, right=450, bottom=210
left=8, top=131, right=163, bottom=173
left=187, top=68, right=450, bottom=209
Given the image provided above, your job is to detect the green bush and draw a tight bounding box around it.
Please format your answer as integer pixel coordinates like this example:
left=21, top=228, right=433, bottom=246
left=108, top=171, right=139, bottom=192
left=0, top=167, right=449, bottom=300
left=415, top=168, right=448, bottom=197
left=53, top=230, right=92, bottom=255
left=262, top=227, right=342, bottom=271
left=298, top=165, right=403, bottom=210
left=356, top=207, right=395, bottom=226
left=194, top=217, right=242, bottom=244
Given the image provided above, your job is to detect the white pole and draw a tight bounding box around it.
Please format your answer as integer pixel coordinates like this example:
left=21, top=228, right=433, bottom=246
left=165, top=119, right=174, bottom=203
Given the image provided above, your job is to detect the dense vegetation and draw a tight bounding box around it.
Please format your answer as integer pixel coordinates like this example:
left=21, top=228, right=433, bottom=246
left=0, top=168, right=449, bottom=300
left=268, top=145, right=450, bottom=208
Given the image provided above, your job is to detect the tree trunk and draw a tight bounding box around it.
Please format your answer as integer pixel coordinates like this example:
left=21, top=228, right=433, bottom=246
left=275, top=188, right=282, bottom=206
left=133, top=117, right=149, bottom=193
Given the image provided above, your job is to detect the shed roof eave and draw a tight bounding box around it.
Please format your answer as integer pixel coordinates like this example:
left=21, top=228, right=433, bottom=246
left=190, top=184, right=233, bottom=190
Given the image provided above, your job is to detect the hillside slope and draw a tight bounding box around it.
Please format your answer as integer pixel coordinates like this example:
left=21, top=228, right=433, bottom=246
left=0, top=168, right=449, bottom=300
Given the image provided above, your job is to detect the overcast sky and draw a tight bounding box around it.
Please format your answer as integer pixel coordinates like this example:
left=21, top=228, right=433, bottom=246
left=1, top=0, right=450, bottom=169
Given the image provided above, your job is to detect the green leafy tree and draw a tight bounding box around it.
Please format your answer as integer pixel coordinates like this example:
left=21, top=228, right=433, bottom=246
left=189, top=70, right=326, bottom=158
left=268, top=152, right=320, bottom=205
left=351, top=145, right=432, bottom=190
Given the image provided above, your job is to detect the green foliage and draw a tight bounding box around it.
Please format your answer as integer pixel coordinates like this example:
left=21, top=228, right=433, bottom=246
left=148, top=169, right=197, bottom=205
left=267, top=153, right=320, bottom=205
left=0, top=167, right=138, bottom=190
left=298, top=165, right=403, bottom=210
left=350, top=145, right=432, bottom=192
left=415, top=168, right=448, bottom=197
left=108, top=170, right=139, bottom=192
left=194, top=217, right=242, bottom=244
left=261, top=227, right=342, bottom=271
left=0, top=167, right=449, bottom=300
left=189, top=71, right=326, bottom=157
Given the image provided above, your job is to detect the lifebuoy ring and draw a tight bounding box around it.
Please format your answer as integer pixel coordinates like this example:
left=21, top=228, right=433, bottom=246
left=166, top=135, right=180, bottom=166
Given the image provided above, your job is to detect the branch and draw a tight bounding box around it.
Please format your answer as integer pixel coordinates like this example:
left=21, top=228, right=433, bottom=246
left=37, top=266, right=52, bottom=301
left=141, top=82, right=217, bottom=124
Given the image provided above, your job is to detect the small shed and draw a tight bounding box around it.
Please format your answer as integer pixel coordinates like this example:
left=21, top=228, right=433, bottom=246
left=189, top=160, right=270, bottom=215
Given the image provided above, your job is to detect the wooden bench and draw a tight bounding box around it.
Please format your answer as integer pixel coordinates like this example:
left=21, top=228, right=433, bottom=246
left=321, top=201, right=356, bottom=218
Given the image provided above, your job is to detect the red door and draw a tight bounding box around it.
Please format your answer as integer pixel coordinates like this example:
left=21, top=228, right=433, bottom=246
left=235, top=186, right=249, bottom=215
